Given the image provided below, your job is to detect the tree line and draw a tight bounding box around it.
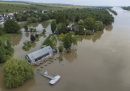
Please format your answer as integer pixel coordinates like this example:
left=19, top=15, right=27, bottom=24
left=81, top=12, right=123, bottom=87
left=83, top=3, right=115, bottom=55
left=51, top=8, right=114, bottom=35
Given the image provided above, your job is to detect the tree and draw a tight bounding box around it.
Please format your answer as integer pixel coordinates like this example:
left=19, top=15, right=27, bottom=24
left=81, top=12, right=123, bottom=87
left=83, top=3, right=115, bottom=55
left=58, top=45, right=64, bottom=53
left=4, top=59, right=33, bottom=88
left=4, top=19, right=20, bottom=33
left=77, top=20, right=85, bottom=35
left=24, top=25, right=28, bottom=32
left=51, top=20, right=56, bottom=33
left=56, top=23, right=66, bottom=34
left=0, top=27, right=3, bottom=35
left=0, top=40, right=14, bottom=63
left=27, top=17, right=37, bottom=23
left=63, top=35, right=71, bottom=50
left=63, top=32, right=77, bottom=50
left=30, top=34, right=36, bottom=42
left=84, top=17, right=95, bottom=30
left=40, top=14, right=49, bottom=22
left=94, top=21, right=104, bottom=31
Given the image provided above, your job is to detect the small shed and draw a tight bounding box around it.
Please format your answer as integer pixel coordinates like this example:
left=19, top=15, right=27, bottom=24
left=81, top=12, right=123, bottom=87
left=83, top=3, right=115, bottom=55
left=25, top=46, right=53, bottom=64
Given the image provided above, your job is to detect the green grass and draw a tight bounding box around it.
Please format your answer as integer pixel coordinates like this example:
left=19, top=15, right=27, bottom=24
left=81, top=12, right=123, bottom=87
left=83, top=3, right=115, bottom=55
left=0, top=1, right=29, bottom=5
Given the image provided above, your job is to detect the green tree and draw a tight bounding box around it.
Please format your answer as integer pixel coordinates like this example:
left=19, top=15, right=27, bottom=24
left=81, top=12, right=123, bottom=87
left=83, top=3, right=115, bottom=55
left=4, top=59, right=33, bottom=88
left=24, top=25, right=28, bottom=32
left=4, top=19, right=20, bottom=33
left=40, top=14, right=49, bottom=22
left=56, top=23, right=66, bottom=34
left=43, top=35, right=57, bottom=48
left=0, top=40, right=14, bottom=63
left=58, top=45, right=64, bottom=53
left=0, top=27, right=3, bottom=35
left=27, top=17, right=37, bottom=23
left=63, top=33, right=76, bottom=50
left=51, top=20, right=57, bottom=33
left=77, top=20, right=85, bottom=34
left=63, top=35, right=71, bottom=50
left=94, top=21, right=104, bottom=31
left=84, top=17, right=95, bottom=30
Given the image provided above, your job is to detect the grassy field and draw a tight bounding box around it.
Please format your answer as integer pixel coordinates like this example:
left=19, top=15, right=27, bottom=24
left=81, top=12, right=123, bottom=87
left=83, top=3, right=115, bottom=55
left=0, top=1, right=84, bottom=13
left=0, top=1, right=31, bottom=13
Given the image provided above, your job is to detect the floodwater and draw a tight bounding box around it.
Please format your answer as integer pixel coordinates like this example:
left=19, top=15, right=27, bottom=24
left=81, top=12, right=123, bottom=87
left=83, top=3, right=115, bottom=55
left=1, top=7, right=130, bottom=91
left=13, top=23, right=52, bottom=59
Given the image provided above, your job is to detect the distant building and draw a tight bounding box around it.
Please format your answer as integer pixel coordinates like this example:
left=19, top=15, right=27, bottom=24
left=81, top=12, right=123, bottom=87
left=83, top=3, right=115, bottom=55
left=7, top=13, right=14, bottom=19
left=25, top=46, right=53, bottom=65
left=0, top=15, right=4, bottom=22
left=42, top=10, right=48, bottom=14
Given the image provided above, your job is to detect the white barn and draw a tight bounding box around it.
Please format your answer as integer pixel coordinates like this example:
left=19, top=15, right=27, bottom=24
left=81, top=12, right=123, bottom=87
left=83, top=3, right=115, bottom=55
left=25, top=46, right=53, bottom=65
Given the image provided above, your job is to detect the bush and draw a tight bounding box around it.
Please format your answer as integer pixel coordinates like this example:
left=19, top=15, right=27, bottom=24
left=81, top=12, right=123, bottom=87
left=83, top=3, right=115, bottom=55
left=4, top=59, right=33, bottom=88
left=43, top=35, right=57, bottom=48
left=22, top=41, right=32, bottom=51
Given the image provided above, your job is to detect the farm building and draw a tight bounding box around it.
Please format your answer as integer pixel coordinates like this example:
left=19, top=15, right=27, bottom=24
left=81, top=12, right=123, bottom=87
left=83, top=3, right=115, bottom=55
left=25, top=46, right=53, bottom=64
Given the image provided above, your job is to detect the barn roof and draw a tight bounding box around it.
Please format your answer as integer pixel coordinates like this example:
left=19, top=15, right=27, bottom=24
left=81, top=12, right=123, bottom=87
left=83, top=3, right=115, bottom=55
left=26, top=46, right=52, bottom=62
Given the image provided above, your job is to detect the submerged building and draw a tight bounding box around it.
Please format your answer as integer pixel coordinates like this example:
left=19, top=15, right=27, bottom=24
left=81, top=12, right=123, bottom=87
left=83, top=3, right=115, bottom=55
left=25, top=46, right=53, bottom=65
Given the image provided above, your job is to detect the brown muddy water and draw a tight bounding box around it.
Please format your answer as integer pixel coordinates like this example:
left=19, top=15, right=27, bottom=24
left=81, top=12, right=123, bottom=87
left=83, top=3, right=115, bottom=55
left=1, top=7, right=130, bottom=91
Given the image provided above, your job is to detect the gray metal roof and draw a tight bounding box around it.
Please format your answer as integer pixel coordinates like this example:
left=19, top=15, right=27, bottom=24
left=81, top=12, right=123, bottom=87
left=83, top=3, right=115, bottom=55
left=26, top=46, right=53, bottom=62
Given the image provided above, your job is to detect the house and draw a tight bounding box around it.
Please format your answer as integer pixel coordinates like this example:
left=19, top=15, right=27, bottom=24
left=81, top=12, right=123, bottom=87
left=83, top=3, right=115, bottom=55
left=25, top=46, right=53, bottom=65
left=42, top=10, right=48, bottom=14
left=7, top=13, right=14, bottom=19
left=0, top=15, right=4, bottom=22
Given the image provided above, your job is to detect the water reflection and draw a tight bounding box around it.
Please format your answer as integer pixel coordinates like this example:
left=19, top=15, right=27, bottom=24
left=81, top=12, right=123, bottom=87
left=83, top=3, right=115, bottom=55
left=63, top=49, right=77, bottom=62
left=58, top=54, right=64, bottom=62
left=105, top=24, right=113, bottom=31
left=77, top=31, right=104, bottom=43
left=25, top=32, right=30, bottom=37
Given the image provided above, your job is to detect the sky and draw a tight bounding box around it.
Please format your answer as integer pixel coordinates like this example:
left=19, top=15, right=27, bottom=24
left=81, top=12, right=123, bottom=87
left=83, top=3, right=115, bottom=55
left=2, top=0, right=130, bottom=6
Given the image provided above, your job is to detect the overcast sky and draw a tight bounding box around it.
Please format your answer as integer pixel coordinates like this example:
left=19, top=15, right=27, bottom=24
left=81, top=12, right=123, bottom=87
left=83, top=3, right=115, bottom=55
left=2, top=0, right=130, bottom=6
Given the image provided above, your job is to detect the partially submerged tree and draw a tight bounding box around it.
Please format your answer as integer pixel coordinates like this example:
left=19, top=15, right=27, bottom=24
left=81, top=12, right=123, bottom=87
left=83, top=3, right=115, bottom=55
left=51, top=20, right=57, bottom=33
left=94, top=21, right=104, bottom=31
left=63, top=33, right=77, bottom=50
left=4, top=58, right=33, bottom=88
left=0, top=40, right=14, bottom=63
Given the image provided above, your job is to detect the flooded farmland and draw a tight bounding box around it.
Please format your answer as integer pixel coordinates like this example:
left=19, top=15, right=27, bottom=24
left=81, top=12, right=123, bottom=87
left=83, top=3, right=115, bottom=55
left=1, top=7, right=130, bottom=91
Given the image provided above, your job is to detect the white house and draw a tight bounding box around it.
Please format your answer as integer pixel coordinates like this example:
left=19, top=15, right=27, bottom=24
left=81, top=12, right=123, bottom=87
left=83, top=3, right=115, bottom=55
left=0, top=15, right=4, bottom=22
left=7, top=13, right=14, bottom=19
left=25, top=46, right=53, bottom=65
left=42, top=10, right=48, bottom=13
